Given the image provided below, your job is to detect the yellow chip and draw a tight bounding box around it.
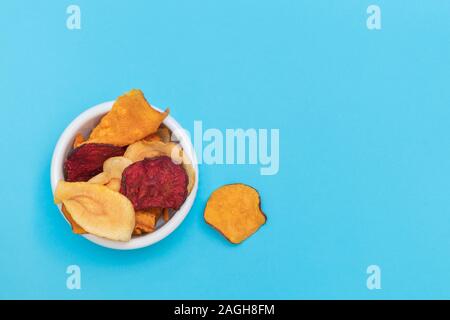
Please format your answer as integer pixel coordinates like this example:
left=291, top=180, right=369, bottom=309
left=88, top=156, right=132, bottom=186
left=105, top=178, right=121, bottom=192
left=55, top=181, right=135, bottom=241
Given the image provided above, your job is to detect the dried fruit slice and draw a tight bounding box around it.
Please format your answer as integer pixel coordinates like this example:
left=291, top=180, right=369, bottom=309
left=88, top=172, right=110, bottom=185
left=55, top=181, right=135, bottom=241
left=64, top=143, right=125, bottom=182
left=162, top=208, right=170, bottom=223
left=157, top=126, right=171, bottom=143
left=181, top=152, right=196, bottom=195
left=133, top=208, right=162, bottom=235
left=124, top=140, right=196, bottom=194
left=61, top=204, right=86, bottom=234
left=73, top=133, right=85, bottom=148
left=143, top=133, right=162, bottom=142
left=103, top=156, right=133, bottom=179
left=86, top=89, right=169, bottom=146
left=124, top=140, right=182, bottom=163
left=120, top=156, right=188, bottom=210
left=88, top=156, right=132, bottom=186
left=204, top=184, right=266, bottom=244
left=142, top=124, right=171, bottom=142
left=105, top=178, right=121, bottom=192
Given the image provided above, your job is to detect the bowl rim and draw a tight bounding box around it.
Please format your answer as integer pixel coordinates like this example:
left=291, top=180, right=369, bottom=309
left=50, top=101, right=199, bottom=250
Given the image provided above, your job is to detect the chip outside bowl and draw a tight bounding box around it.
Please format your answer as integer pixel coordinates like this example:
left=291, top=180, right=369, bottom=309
left=50, top=101, right=199, bottom=250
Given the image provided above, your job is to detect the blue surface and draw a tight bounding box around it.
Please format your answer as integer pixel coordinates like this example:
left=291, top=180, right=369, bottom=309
left=1, top=0, right=450, bottom=299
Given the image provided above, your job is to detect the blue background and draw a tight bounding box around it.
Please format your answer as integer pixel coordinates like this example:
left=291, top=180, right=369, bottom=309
left=1, top=0, right=450, bottom=299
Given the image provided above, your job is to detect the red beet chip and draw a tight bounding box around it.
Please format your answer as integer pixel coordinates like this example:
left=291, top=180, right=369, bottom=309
left=120, top=156, right=188, bottom=210
left=64, top=143, right=125, bottom=182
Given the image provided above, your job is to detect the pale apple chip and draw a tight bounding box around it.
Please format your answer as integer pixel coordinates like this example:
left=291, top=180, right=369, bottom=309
left=55, top=181, right=135, bottom=241
left=124, top=140, right=196, bottom=194
left=106, top=178, right=121, bottom=192
left=124, top=140, right=182, bottom=163
left=181, top=151, right=196, bottom=195
left=103, top=156, right=133, bottom=179
left=86, top=89, right=169, bottom=146
left=88, top=156, right=132, bottom=186
left=204, top=184, right=266, bottom=244
left=88, top=172, right=110, bottom=185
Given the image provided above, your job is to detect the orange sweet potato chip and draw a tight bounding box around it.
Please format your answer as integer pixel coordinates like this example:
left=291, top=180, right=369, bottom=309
left=162, top=208, right=170, bottom=223
left=73, top=133, right=85, bottom=148
left=204, top=184, right=266, bottom=244
left=61, top=204, right=86, bottom=234
left=87, top=89, right=169, bottom=146
left=133, top=208, right=162, bottom=235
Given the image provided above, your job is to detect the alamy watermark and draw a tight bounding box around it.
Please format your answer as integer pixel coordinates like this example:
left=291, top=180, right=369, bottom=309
left=366, top=264, right=381, bottom=290
left=66, top=5, right=81, bottom=30
left=66, top=265, right=81, bottom=290
left=171, top=121, right=280, bottom=176
left=367, top=5, right=381, bottom=30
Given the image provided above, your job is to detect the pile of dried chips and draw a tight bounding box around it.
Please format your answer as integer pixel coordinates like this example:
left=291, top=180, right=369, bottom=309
left=55, top=89, right=195, bottom=241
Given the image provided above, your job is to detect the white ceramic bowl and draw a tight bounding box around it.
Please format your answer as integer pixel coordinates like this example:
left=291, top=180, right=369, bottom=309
left=50, top=101, right=199, bottom=250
